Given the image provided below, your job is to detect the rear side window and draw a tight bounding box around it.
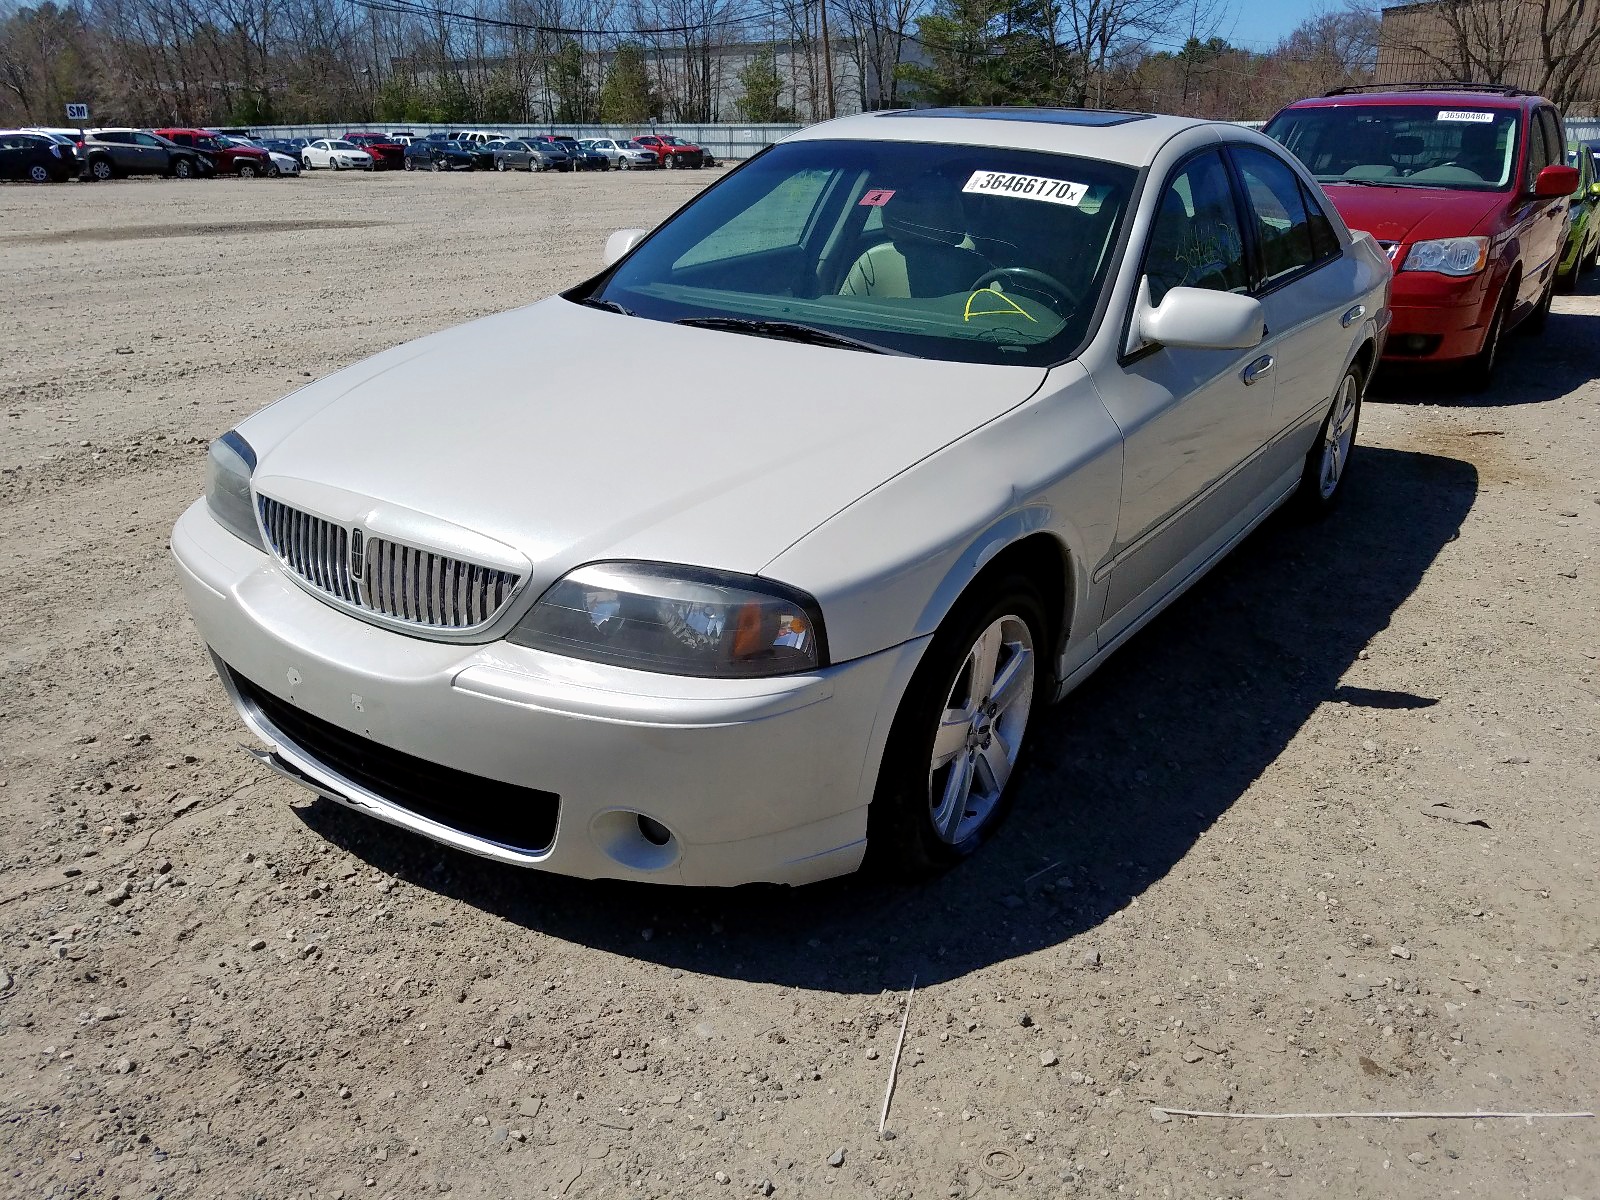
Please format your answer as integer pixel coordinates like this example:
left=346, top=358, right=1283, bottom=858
left=1142, top=150, right=1248, bottom=304
left=1301, top=181, right=1340, bottom=261
left=1231, top=146, right=1316, bottom=287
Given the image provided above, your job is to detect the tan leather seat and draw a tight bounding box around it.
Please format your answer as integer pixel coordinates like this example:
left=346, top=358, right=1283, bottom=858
left=840, top=184, right=988, bottom=298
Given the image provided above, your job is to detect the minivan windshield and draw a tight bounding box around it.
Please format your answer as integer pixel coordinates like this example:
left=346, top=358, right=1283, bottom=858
left=1265, top=104, right=1521, bottom=191
left=588, top=139, right=1135, bottom=366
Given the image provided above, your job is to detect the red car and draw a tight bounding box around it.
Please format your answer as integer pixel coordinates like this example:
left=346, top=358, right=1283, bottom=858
left=152, top=128, right=272, bottom=177
left=632, top=134, right=705, bottom=170
left=343, top=132, right=405, bottom=169
left=1264, top=85, right=1577, bottom=386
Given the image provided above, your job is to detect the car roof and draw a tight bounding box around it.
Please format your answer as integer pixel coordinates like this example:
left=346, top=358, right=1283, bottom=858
left=1282, top=89, right=1535, bottom=112
left=784, top=107, right=1216, bottom=168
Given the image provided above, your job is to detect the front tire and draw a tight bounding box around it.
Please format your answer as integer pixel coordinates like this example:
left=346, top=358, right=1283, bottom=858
left=867, top=578, right=1048, bottom=877
left=171, top=158, right=193, bottom=179
left=29, top=164, right=48, bottom=182
left=1294, top=364, right=1362, bottom=517
left=431, top=159, right=442, bottom=172
left=1461, top=290, right=1509, bottom=392
left=89, top=156, right=114, bottom=181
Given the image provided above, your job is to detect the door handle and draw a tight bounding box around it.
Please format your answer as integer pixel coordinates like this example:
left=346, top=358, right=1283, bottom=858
left=1341, top=304, right=1366, bottom=328
left=1242, top=354, right=1274, bottom=385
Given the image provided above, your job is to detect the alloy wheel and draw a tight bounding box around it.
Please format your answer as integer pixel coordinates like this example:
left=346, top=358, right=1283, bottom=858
left=927, top=615, right=1035, bottom=845
left=29, top=164, right=48, bottom=182
left=1319, top=371, right=1360, bottom=500
left=91, top=158, right=112, bottom=181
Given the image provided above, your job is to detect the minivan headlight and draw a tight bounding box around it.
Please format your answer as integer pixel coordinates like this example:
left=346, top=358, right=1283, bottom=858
left=205, top=430, right=265, bottom=549
left=507, top=562, right=826, bottom=678
left=1400, top=236, right=1489, bottom=276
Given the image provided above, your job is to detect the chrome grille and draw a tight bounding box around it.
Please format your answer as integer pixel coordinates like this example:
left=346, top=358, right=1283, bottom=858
left=257, top=496, right=520, bottom=632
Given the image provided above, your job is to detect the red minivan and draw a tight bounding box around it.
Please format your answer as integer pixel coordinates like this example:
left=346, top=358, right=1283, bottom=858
left=1264, top=85, right=1577, bottom=385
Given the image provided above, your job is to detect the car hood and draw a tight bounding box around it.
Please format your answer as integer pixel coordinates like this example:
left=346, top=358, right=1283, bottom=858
left=1321, top=182, right=1508, bottom=244
left=239, top=297, right=1048, bottom=588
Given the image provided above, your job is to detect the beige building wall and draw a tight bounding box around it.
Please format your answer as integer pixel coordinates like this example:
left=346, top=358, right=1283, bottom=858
left=1375, top=0, right=1600, bottom=108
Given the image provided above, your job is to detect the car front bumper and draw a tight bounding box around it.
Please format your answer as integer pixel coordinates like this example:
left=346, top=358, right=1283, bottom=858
left=1382, top=268, right=1497, bottom=364
left=171, top=499, right=924, bottom=886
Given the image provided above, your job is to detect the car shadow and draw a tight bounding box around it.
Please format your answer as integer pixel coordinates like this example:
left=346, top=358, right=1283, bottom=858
left=295, top=444, right=1478, bottom=993
left=1371, top=301, right=1599, bottom=408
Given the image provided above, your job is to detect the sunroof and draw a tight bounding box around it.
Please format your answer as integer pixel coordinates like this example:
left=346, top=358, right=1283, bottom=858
left=881, top=107, right=1152, bottom=127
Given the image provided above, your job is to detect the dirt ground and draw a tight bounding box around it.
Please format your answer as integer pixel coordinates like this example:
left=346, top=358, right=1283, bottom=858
left=0, top=169, right=1596, bottom=1200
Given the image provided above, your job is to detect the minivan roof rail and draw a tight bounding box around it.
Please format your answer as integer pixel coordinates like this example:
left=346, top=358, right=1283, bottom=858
left=1323, top=81, right=1529, bottom=97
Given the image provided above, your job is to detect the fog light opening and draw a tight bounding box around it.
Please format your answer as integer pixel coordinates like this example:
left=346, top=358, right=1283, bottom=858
left=637, top=814, right=673, bottom=846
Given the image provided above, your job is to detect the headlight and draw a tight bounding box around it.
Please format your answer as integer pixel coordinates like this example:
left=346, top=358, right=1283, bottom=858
left=1400, top=237, right=1489, bottom=276
left=507, top=562, right=826, bottom=678
left=205, top=430, right=265, bottom=550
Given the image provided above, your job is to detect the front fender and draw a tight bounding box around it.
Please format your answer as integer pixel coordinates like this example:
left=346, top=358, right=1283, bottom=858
left=762, top=362, right=1122, bottom=668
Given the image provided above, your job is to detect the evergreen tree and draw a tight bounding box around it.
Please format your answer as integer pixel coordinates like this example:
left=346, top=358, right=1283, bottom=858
left=599, top=43, right=654, bottom=124
left=734, top=49, right=793, bottom=121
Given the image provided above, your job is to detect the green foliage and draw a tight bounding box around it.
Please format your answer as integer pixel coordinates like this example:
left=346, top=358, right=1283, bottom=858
left=898, top=0, right=1083, bottom=108
left=733, top=48, right=793, bottom=122
left=600, top=43, right=655, bottom=123
left=551, top=37, right=594, bottom=122
left=481, top=70, right=526, bottom=122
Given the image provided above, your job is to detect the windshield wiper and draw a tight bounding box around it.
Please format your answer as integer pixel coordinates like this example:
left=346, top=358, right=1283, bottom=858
left=579, top=296, right=634, bottom=316
left=675, top=316, right=895, bottom=355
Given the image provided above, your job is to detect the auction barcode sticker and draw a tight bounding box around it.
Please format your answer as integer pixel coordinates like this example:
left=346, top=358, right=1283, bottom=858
left=963, top=170, right=1088, bottom=207
left=1437, top=110, right=1495, bottom=123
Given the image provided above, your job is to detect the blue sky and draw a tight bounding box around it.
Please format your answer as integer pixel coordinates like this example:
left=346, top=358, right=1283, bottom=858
left=1208, top=0, right=1350, bottom=53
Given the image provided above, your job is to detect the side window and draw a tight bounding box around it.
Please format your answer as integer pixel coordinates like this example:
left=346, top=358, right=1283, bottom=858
left=1540, top=108, right=1564, bottom=187
left=1299, top=180, right=1341, bottom=262
left=134, top=133, right=162, bottom=147
left=97, top=131, right=128, bottom=144
left=1525, top=112, right=1553, bottom=190
left=1142, top=150, right=1247, bottom=305
left=1232, top=146, right=1316, bottom=287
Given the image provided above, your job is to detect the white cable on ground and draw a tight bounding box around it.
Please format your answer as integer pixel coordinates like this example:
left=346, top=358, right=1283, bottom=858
left=1153, top=1106, right=1593, bottom=1121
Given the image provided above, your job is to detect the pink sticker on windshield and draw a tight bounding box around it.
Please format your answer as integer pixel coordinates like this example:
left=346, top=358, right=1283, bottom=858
left=859, top=189, right=895, bottom=207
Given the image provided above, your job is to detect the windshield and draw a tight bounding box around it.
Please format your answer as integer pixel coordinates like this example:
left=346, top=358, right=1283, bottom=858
left=1265, top=104, right=1521, bottom=191
left=590, top=139, right=1133, bottom=367
left=328, top=140, right=357, bottom=150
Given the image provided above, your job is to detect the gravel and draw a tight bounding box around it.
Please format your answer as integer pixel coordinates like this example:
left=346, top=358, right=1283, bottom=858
left=0, top=170, right=1594, bottom=1200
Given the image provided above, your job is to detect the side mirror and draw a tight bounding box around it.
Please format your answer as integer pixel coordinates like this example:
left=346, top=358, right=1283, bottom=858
left=1535, top=164, right=1580, bottom=198
left=604, top=228, right=647, bottom=267
left=1131, top=280, right=1265, bottom=353
left=1588, top=180, right=1600, bottom=200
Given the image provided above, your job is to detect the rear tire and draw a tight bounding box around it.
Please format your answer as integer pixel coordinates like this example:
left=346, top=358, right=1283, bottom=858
left=89, top=156, right=114, bottom=181
left=28, top=164, right=48, bottom=182
left=403, top=157, right=415, bottom=171
left=1294, top=363, right=1363, bottom=518
left=866, top=576, right=1048, bottom=878
left=1523, top=271, right=1554, bottom=335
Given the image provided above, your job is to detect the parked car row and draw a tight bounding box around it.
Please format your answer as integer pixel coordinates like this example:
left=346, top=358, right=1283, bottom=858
left=1, top=124, right=718, bottom=182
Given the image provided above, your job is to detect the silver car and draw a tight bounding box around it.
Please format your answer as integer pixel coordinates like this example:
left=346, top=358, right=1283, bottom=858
left=174, top=108, right=1390, bottom=886
left=583, top=137, right=658, bottom=169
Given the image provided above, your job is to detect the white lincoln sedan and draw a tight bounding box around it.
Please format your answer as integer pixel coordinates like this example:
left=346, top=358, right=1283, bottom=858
left=173, top=108, right=1391, bottom=886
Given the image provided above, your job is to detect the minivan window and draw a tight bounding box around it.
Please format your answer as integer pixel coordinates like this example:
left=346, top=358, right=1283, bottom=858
left=1265, top=104, right=1520, bottom=191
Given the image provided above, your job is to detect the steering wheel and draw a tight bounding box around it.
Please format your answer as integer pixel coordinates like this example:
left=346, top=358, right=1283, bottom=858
left=969, top=266, right=1079, bottom=312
